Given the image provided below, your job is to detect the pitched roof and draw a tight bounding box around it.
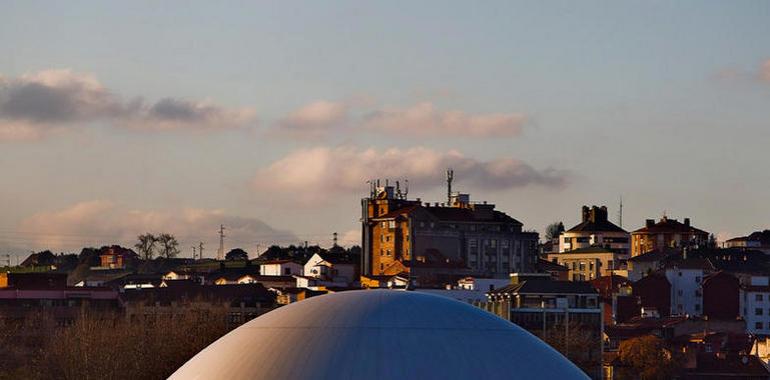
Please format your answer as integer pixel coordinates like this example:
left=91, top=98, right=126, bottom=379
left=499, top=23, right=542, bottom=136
left=632, top=217, right=708, bottom=235
left=424, top=206, right=521, bottom=224
left=566, top=219, right=626, bottom=233
left=665, top=257, right=714, bottom=271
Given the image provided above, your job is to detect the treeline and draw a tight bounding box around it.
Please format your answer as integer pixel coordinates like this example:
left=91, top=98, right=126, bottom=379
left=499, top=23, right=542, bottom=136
left=0, top=307, right=229, bottom=380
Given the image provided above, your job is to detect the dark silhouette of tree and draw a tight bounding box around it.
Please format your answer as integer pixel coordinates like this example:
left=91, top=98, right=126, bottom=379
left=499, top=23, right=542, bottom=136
left=225, top=248, right=249, bottom=261
left=157, top=233, right=180, bottom=259
left=135, top=233, right=157, bottom=260
left=545, top=222, right=565, bottom=241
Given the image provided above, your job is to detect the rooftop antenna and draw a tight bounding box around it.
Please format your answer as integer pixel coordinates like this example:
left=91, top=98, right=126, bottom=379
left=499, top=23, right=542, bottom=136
left=191, top=246, right=197, bottom=260
left=396, top=180, right=402, bottom=198
left=198, top=241, right=204, bottom=259
left=217, top=225, right=226, bottom=261
left=404, top=179, right=409, bottom=199
left=446, top=168, right=454, bottom=204
left=618, top=195, right=623, bottom=228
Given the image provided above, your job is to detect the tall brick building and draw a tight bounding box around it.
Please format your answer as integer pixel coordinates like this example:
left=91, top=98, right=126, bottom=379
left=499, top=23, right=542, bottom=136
left=360, top=178, right=538, bottom=286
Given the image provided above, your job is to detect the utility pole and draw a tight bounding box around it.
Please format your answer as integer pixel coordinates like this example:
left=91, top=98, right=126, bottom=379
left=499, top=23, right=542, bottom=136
left=191, top=246, right=197, bottom=260
left=198, top=242, right=205, bottom=260
left=217, top=225, right=226, bottom=261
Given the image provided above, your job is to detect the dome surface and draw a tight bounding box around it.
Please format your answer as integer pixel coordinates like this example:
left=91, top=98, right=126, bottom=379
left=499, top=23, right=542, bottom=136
left=170, top=290, right=588, bottom=380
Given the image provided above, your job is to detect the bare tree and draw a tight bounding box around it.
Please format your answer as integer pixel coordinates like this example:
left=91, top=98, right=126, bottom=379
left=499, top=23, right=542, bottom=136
left=157, top=233, right=180, bottom=259
left=135, top=233, right=157, bottom=261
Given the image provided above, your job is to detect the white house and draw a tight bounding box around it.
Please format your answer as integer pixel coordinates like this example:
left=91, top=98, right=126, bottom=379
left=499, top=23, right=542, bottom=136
left=664, top=258, right=713, bottom=316
left=260, top=260, right=303, bottom=276
left=741, top=276, right=770, bottom=335
left=303, top=253, right=357, bottom=284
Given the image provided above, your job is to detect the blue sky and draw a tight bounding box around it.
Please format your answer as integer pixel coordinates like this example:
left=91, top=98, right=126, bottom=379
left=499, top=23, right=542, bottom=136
left=1, top=1, right=769, bottom=257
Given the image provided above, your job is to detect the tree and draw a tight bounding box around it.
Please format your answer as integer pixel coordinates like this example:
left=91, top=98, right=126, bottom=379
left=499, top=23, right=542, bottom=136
left=545, top=222, right=565, bottom=241
left=157, top=233, right=180, bottom=259
left=225, top=248, right=249, bottom=261
left=135, top=233, right=157, bottom=260
left=616, top=335, right=679, bottom=380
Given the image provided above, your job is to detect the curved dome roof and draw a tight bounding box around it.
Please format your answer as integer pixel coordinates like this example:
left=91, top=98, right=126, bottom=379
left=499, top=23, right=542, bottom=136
left=170, top=290, right=587, bottom=380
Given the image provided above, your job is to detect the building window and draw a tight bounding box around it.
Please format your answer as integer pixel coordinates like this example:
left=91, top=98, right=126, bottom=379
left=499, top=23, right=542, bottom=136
left=386, top=250, right=391, bottom=256
left=695, top=304, right=700, bottom=311
left=563, top=237, right=570, bottom=243
left=380, top=263, right=384, bottom=270
left=757, top=294, right=764, bottom=302
left=380, top=249, right=384, bottom=256
left=382, top=222, right=387, bottom=228
left=284, top=268, right=291, bottom=275
left=678, top=290, right=683, bottom=296
left=388, top=220, right=396, bottom=229
left=757, top=322, right=764, bottom=330
left=695, top=276, right=701, bottom=283
left=756, top=308, right=763, bottom=316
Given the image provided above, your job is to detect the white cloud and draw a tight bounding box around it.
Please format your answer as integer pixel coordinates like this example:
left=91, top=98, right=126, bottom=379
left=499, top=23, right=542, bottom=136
left=17, top=201, right=296, bottom=254
left=273, top=100, right=348, bottom=138
left=253, top=146, right=567, bottom=203
left=0, top=69, right=256, bottom=141
left=363, top=102, right=527, bottom=137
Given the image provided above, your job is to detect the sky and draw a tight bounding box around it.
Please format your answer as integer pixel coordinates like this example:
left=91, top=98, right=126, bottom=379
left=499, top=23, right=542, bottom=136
left=1, top=1, right=769, bottom=259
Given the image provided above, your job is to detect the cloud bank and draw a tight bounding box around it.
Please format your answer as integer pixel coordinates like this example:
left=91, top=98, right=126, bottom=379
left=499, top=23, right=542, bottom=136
left=274, top=100, right=348, bottom=138
left=17, top=200, right=297, bottom=254
left=363, top=102, right=527, bottom=137
left=0, top=69, right=256, bottom=141
left=253, top=146, right=567, bottom=202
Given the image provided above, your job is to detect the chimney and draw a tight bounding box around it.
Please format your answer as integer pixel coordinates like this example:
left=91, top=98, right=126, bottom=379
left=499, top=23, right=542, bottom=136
left=684, top=218, right=691, bottom=227
left=581, top=206, right=590, bottom=222
left=646, top=219, right=655, bottom=228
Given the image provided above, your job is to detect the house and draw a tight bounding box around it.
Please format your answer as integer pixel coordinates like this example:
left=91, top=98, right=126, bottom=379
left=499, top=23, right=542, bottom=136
left=259, top=259, right=302, bottom=276
left=626, top=248, right=676, bottom=281
left=0, top=273, right=119, bottom=326
left=724, top=230, right=770, bottom=255
left=361, top=178, right=539, bottom=286
left=547, top=246, right=628, bottom=281
left=558, top=205, right=630, bottom=255
left=631, top=216, right=710, bottom=257
left=702, top=271, right=740, bottom=320
left=360, top=274, right=411, bottom=289
left=665, top=257, right=714, bottom=316
left=96, top=246, right=138, bottom=270
left=740, top=276, right=770, bottom=335
left=633, top=273, right=672, bottom=317
left=303, top=253, right=357, bottom=284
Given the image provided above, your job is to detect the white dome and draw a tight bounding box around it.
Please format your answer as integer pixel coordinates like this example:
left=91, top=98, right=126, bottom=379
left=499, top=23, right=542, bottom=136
left=170, top=290, right=587, bottom=380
